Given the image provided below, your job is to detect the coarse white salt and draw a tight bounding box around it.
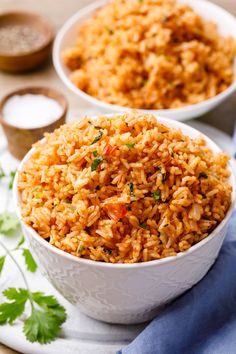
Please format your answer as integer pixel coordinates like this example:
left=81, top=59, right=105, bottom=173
left=3, top=94, right=63, bottom=129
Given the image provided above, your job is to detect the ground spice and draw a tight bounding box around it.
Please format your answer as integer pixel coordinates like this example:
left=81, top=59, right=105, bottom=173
left=0, top=25, right=45, bottom=54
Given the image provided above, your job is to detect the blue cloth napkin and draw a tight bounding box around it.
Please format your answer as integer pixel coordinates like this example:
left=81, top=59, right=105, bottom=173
left=119, top=210, right=236, bottom=354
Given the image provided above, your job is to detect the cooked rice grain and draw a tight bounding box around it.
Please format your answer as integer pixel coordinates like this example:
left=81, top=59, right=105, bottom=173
left=63, top=0, right=236, bottom=109
left=18, top=112, right=232, bottom=263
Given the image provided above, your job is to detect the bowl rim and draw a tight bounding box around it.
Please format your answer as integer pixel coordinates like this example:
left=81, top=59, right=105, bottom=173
left=13, top=114, right=236, bottom=269
left=0, top=10, right=54, bottom=58
left=0, top=86, right=68, bottom=131
left=53, top=0, right=236, bottom=119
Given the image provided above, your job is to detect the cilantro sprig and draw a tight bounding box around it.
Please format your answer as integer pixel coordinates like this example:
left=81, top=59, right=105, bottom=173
left=0, top=238, right=67, bottom=344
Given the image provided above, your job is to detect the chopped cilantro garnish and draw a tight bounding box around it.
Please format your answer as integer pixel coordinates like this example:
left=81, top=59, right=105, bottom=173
left=128, top=182, right=135, bottom=198
left=91, top=130, right=104, bottom=145
left=92, top=151, right=98, bottom=157
left=78, top=245, right=84, bottom=253
left=140, top=223, right=148, bottom=229
left=126, top=143, right=135, bottom=149
left=152, top=190, right=161, bottom=201
left=91, top=156, right=103, bottom=171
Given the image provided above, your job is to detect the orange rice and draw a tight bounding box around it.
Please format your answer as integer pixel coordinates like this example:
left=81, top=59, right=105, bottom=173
left=63, top=0, right=236, bottom=109
left=18, top=112, right=232, bottom=263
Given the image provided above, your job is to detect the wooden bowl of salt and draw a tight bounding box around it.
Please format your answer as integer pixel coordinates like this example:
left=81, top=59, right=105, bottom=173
left=0, top=87, right=68, bottom=160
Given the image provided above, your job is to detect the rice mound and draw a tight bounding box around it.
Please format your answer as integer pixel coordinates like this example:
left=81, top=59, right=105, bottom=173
left=18, top=112, right=232, bottom=263
left=63, top=0, right=236, bottom=109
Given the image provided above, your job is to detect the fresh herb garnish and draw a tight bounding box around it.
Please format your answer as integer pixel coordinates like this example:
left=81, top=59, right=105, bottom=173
left=0, top=256, right=5, bottom=274
left=91, top=130, right=103, bottom=145
left=128, top=182, right=135, bottom=198
left=0, top=212, right=19, bottom=235
left=22, top=249, right=37, bottom=273
left=152, top=190, right=161, bottom=201
left=91, top=156, right=103, bottom=171
left=92, top=151, right=98, bottom=157
left=126, top=143, right=135, bottom=149
left=199, top=172, right=208, bottom=179
left=78, top=245, right=84, bottom=253
left=0, top=239, right=66, bottom=344
left=8, top=170, right=16, bottom=190
left=35, top=192, right=43, bottom=199
left=140, top=222, right=148, bottom=229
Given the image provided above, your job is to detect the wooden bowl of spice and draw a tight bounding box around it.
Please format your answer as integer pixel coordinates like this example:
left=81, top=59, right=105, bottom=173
left=0, top=87, right=68, bottom=160
left=0, top=11, right=54, bottom=72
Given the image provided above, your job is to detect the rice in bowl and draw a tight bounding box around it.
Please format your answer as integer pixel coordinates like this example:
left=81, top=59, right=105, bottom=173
left=18, top=112, right=232, bottom=263
left=63, top=0, right=236, bottom=110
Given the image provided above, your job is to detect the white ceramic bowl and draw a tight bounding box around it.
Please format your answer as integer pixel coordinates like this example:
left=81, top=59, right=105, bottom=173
left=53, top=0, right=236, bottom=121
left=14, top=116, right=236, bottom=324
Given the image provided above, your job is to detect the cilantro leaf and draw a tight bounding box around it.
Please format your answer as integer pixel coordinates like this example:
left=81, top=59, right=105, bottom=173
left=91, top=130, right=103, bottom=145
left=152, top=190, right=161, bottom=201
left=3, top=288, right=28, bottom=301
left=8, top=170, right=16, bottom=190
left=16, top=235, right=25, bottom=248
left=24, top=309, right=63, bottom=344
left=0, top=288, right=29, bottom=325
left=140, top=222, right=148, bottom=229
left=0, top=212, right=19, bottom=235
left=32, top=292, right=66, bottom=324
left=0, top=256, right=5, bottom=274
left=126, top=143, right=135, bottom=149
left=128, top=182, right=135, bottom=198
left=91, top=156, right=103, bottom=171
left=22, top=249, right=37, bottom=273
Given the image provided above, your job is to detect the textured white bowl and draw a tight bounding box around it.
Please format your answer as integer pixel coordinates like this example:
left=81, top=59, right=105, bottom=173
left=14, top=116, right=236, bottom=324
left=53, top=0, right=236, bottom=121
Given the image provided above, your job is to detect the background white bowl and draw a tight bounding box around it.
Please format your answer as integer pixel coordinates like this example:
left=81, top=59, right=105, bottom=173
left=53, top=0, right=236, bottom=121
left=14, top=116, right=236, bottom=324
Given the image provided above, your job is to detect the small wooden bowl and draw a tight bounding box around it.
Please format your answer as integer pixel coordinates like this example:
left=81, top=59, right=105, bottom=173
left=0, top=12, right=54, bottom=73
left=0, top=87, right=68, bottom=160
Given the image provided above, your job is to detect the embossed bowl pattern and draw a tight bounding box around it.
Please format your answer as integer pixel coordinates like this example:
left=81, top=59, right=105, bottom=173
left=14, top=116, right=236, bottom=324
